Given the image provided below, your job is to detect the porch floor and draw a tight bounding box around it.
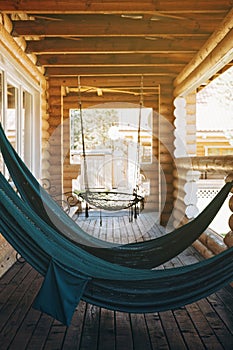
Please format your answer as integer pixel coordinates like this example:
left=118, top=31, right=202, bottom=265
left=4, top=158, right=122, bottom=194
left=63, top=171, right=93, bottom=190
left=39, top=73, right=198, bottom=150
left=1, top=211, right=233, bottom=349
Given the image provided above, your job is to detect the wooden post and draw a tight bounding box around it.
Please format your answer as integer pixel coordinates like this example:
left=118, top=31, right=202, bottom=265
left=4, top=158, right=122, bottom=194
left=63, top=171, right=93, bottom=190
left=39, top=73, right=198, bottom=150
left=173, top=96, right=187, bottom=158
left=223, top=173, right=233, bottom=247
left=174, top=8, right=233, bottom=88
left=174, top=29, right=233, bottom=97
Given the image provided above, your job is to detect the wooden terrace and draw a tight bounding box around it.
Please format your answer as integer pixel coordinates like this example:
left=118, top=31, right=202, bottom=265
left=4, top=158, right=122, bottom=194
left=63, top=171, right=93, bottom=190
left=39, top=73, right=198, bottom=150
left=1, top=212, right=233, bottom=350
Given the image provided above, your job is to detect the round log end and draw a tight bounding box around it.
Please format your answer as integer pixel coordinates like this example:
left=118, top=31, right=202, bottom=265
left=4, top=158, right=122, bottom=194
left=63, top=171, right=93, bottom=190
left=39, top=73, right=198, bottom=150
left=223, top=231, right=233, bottom=247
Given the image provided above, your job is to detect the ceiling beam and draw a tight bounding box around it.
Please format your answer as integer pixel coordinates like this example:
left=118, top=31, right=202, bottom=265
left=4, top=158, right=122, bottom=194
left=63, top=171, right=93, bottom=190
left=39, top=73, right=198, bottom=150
left=174, top=8, right=233, bottom=87
left=48, top=75, right=172, bottom=87
left=37, top=53, right=193, bottom=67
left=12, top=15, right=215, bottom=37
left=45, top=66, right=181, bottom=76
left=174, top=29, right=233, bottom=96
left=0, top=0, right=232, bottom=14
left=26, top=37, right=205, bottom=54
left=64, top=93, right=159, bottom=103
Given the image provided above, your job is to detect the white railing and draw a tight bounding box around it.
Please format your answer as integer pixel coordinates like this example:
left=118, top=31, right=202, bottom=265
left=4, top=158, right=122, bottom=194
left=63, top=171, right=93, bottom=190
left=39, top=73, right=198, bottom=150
left=174, top=156, right=233, bottom=258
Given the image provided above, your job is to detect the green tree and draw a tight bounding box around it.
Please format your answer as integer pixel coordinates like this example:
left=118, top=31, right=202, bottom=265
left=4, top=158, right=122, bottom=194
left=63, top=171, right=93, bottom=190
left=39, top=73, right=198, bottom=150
left=70, top=108, right=119, bottom=151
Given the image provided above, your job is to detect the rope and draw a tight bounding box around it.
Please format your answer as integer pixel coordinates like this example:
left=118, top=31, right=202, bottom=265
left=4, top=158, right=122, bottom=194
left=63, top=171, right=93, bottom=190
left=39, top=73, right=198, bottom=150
left=134, top=75, right=143, bottom=190
left=78, top=76, right=89, bottom=191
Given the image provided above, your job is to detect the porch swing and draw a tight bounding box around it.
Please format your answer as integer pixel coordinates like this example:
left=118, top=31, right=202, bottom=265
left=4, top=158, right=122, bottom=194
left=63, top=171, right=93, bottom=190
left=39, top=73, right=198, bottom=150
left=76, top=76, right=144, bottom=221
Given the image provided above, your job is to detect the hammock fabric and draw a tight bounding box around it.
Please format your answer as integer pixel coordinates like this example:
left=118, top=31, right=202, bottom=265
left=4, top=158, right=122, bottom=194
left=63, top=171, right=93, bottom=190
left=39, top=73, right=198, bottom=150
left=0, top=122, right=233, bottom=269
left=1, top=173, right=233, bottom=326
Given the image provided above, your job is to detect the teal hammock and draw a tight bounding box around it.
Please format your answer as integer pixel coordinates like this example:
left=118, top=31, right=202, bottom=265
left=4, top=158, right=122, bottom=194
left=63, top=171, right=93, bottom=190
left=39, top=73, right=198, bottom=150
left=1, top=173, right=233, bottom=326
left=0, top=122, right=233, bottom=269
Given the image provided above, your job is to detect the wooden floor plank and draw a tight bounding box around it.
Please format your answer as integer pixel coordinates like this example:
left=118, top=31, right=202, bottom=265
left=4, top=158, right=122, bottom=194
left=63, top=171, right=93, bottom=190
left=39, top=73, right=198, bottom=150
left=185, top=302, right=224, bottom=350
left=98, top=308, right=115, bottom=350
left=0, top=269, right=41, bottom=349
left=79, top=304, right=100, bottom=350
left=159, top=310, right=187, bottom=350
left=207, top=293, right=233, bottom=339
left=130, top=313, right=152, bottom=350
left=0, top=260, right=25, bottom=287
left=0, top=263, right=32, bottom=312
left=215, top=286, right=233, bottom=316
left=145, top=312, right=169, bottom=350
left=8, top=306, right=42, bottom=350
left=173, top=307, right=206, bottom=350
left=197, top=298, right=233, bottom=349
left=26, top=314, right=54, bottom=350
left=115, top=311, right=133, bottom=350
left=43, top=321, right=67, bottom=350
left=0, top=266, right=36, bottom=331
left=62, top=300, right=87, bottom=349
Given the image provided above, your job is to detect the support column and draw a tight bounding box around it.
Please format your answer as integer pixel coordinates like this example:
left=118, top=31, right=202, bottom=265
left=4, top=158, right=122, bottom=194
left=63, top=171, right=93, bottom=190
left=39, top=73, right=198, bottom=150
left=223, top=173, right=233, bottom=247
left=172, top=94, right=199, bottom=228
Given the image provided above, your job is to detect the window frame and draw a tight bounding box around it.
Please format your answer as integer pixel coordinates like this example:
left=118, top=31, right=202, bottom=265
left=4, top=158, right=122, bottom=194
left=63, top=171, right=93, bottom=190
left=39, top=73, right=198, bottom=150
left=0, top=46, right=41, bottom=177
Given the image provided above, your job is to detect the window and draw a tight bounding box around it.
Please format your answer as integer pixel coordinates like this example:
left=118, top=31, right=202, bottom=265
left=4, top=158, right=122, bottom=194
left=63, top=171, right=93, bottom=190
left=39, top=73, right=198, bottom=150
left=6, top=83, right=18, bottom=151
left=70, top=106, right=152, bottom=191
left=205, top=146, right=233, bottom=156
left=0, top=45, right=40, bottom=177
left=22, top=90, right=33, bottom=167
left=4, top=82, right=34, bottom=169
left=70, top=107, right=152, bottom=164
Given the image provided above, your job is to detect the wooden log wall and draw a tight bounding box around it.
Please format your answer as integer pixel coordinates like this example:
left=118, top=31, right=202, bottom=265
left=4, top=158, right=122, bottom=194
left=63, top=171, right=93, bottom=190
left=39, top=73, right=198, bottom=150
left=186, top=92, right=196, bottom=156
left=159, top=80, right=176, bottom=226
left=171, top=92, right=198, bottom=228
left=0, top=14, right=46, bottom=276
left=172, top=169, right=190, bottom=228
left=46, top=79, right=64, bottom=194
left=197, top=137, right=232, bottom=157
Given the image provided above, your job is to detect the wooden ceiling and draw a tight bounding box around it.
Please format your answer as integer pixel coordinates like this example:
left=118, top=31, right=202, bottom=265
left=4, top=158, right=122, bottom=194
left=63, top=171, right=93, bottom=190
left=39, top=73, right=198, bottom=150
left=1, top=1, right=233, bottom=98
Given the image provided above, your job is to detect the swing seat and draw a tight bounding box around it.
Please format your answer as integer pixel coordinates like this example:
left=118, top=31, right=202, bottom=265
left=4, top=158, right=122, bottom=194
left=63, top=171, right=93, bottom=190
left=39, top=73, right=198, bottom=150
left=77, top=190, right=144, bottom=211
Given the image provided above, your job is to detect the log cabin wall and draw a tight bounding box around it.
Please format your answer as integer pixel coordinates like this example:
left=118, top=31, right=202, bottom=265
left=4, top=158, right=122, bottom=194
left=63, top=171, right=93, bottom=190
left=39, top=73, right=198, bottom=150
left=0, top=14, right=47, bottom=276
left=197, top=138, right=233, bottom=157
left=45, top=80, right=63, bottom=194
left=159, top=81, right=176, bottom=226
left=186, top=92, right=197, bottom=157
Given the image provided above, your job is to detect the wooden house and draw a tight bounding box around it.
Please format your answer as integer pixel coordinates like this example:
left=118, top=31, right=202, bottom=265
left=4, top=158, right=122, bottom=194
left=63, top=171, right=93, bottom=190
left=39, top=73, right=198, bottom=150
left=196, top=73, right=233, bottom=159
left=0, top=1, right=233, bottom=348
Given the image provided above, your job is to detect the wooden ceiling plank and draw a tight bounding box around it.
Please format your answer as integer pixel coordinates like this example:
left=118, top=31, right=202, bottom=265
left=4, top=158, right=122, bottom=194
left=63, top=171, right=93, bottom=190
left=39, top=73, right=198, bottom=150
left=37, top=53, right=193, bottom=66
left=45, top=66, right=182, bottom=76
left=26, top=37, right=205, bottom=54
left=64, top=95, right=159, bottom=103
left=48, top=75, right=172, bottom=87
left=0, top=0, right=232, bottom=13
left=12, top=14, right=216, bottom=37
